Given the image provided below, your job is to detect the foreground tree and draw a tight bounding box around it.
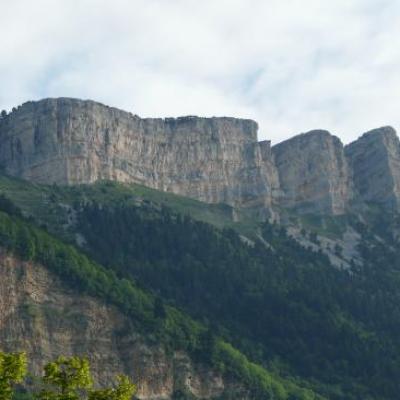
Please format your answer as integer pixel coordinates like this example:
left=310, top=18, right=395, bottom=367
left=37, top=356, right=93, bottom=400
left=0, top=353, right=136, bottom=400
left=89, top=375, right=136, bottom=400
left=36, top=356, right=136, bottom=400
left=0, top=351, right=27, bottom=400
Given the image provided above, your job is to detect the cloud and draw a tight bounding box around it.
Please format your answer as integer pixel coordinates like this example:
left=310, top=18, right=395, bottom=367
left=0, top=0, right=399, bottom=144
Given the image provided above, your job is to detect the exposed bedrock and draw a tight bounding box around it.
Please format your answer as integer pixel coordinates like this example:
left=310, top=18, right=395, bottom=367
left=0, top=98, right=279, bottom=212
left=345, top=126, right=400, bottom=210
left=272, top=130, right=352, bottom=215
left=0, top=98, right=399, bottom=215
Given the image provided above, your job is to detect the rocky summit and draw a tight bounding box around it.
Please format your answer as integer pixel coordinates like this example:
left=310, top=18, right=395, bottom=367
left=0, top=97, right=399, bottom=215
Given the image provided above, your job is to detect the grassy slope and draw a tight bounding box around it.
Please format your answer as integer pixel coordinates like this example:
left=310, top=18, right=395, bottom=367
left=0, top=174, right=260, bottom=239
left=0, top=173, right=363, bottom=243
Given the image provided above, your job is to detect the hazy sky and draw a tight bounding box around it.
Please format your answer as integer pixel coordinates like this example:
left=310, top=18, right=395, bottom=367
left=1, top=0, right=399, bottom=144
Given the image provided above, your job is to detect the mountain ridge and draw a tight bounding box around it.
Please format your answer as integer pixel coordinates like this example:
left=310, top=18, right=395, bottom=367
left=0, top=97, right=399, bottom=217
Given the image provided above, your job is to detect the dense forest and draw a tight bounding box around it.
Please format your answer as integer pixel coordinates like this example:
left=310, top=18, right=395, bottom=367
left=0, top=197, right=319, bottom=400
left=76, top=201, right=400, bottom=399
left=2, top=176, right=400, bottom=399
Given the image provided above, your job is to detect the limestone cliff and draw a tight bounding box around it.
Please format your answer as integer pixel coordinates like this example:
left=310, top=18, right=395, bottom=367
left=272, top=130, right=352, bottom=215
left=0, top=98, right=399, bottom=216
left=345, top=126, right=400, bottom=210
left=0, top=250, right=245, bottom=399
left=0, top=98, right=279, bottom=211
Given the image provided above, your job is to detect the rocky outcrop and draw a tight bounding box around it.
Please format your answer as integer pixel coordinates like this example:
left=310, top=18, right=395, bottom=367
left=0, top=250, right=245, bottom=399
left=0, top=98, right=279, bottom=211
left=1, top=98, right=400, bottom=216
left=345, top=127, right=400, bottom=210
left=272, top=130, right=352, bottom=215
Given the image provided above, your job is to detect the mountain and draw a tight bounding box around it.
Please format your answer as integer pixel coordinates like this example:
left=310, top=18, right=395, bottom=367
left=345, top=126, right=400, bottom=210
left=0, top=98, right=279, bottom=214
left=2, top=98, right=400, bottom=399
left=1, top=98, right=400, bottom=217
left=1, top=173, right=400, bottom=399
left=0, top=182, right=325, bottom=400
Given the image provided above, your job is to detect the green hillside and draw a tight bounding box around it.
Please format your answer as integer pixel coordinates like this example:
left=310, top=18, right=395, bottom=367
left=0, top=174, right=259, bottom=238
left=0, top=178, right=322, bottom=400
left=2, top=173, right=400, bottom=399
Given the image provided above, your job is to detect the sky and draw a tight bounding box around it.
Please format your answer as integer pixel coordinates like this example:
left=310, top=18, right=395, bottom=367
left=0, top=0, right=399, bottom=144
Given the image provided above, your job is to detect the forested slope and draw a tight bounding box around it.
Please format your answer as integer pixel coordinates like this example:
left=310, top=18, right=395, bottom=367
left=0, top=186, right=322, bottom=399
left=2, top=174, right=400, bottom=398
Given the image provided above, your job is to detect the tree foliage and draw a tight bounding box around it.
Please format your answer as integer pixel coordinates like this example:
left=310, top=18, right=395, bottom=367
left=37, top=356, right=93, bottom=400
left=0, top=352, right=27, bottom=400
left=0, top=210, right=317, bottom=399
left=0, top=353, right=135, bottom=400
left=74, top=201, right=400, bottom=399
left=89, top=376, right=136, bottom=400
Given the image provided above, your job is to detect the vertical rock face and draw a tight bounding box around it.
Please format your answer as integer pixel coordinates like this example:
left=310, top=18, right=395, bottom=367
left=272, top=130, right=352, bottom=215
left=345, top=127, right=400, bottom=210
left=0, top=98, right=279, bottom=211
left=1, top=97, right=400, bottom=215
left=0, top=251, right=244, bottom=399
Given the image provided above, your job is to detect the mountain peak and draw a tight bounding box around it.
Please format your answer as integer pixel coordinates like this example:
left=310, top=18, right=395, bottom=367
left=345, top=126, right=400, bottom=210
left=353, top=126, right=397, bottom=143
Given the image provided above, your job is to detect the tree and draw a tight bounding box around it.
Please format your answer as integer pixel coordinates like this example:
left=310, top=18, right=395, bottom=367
left=153, top=297, right=166, bottom=320
left=37, top=356, right=93, bottom=400
left=89, top=375, right=136, bottom=400
left=36, top=356, right=136, bottom=400
left=196, top=328, right=217, bottom=363
left=16, top=226, right=36, bottom=260
left=0, top=351, right=27, bottom=400
left=0, top=195, right=22, bottom=217
left=0, top=110, right=7, bottom=119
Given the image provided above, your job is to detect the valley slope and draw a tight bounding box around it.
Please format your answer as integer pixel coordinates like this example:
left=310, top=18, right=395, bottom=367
left=1, top=175, right=400, bottom=399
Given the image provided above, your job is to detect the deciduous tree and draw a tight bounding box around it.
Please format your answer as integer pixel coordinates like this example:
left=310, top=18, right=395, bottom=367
left=0, top=351, right=27, bottom=400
